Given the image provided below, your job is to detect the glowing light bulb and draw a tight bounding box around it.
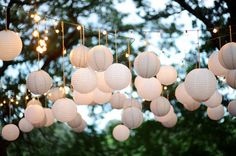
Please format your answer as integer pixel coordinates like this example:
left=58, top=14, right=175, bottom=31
left=44, top=36, right=48, bottom=41
left=77, top=25, right=81, bottom=30
left=213, top=28, right=218, bottom=33
left=32, top=30, right=39, bottom=37
left=25, top=96, right=29, bottom=100
left=45, top=30, right=48, bottom=34
left=102, top=30, right=107, bottom=35
left=10, top=99, right=14, bottom=102
left=3, top=100, right=6, bottom=104
left=164, top=86, right=167, bottom=90
left=125, top=53, right=130, bottom=58
left=34, top=14, right=41, bottom=23
left=15, top=101, right=19, bottom=105
left=55, top=29, right=60, bottom=33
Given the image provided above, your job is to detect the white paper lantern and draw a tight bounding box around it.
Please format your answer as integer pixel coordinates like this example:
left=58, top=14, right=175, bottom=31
left=134, top=76, right=142, bottom=89
left=184, top=68, right=217, bottom=102
left=93, top=88, right=112, bottom=104
left=26, top=99, right=42, bottom=107
left=44, top=108, right=54, bottom=127
left=72, top=120, right=87, bottom=133
left=122, top=107, right=143, bottom=129
left=207, top=105, right=224, bottom=120
left=218, top=42, right=236, bottom=70
left=134, top=51, right=160, bottom=78
left=0, top=30, right=22, bottom=61
left=88, top=45, right=113, bottom=71
left=228, top=100, right=236, bottom=116
left=150, top=96, right=171, bottom=116
left=161, top=113, right=177, bottom=128
left=67, top=113, right=82, bottom=128
left=71, top=68, right=97, bottom=93
left=123, top=98, right=142, bottom=110
left=18, top=118, right=34, bottom=133
left=183, top=102, right=201, bottom=111
left=136, top=77, right=162, bottom=101
left=104, top=63, right=131, bottom=90
left=156, top=65, right=177, bottom=86
left=112, top=124, right=130, bottom=142
left=96, top=72, right=112, bottom=92
left=72, top=90, right=94, bottom=105
left=26, top=70, right=53, bottom=95
left=155, top=106, right=174, bottom=123
left=226, top=70, right=236, bottom=89
left=52, top=98, right=77, bottom=122
left=70, top=45, right=89, bottom=68
left=25, top=105, right=45, bottom=124
left=1, top=124, right=20, bottom=141
left=47, top=87, right=65, bottom=102
left=204, top=90, right=222, bottom=108
left=208, top=52, right=228, bottom=76
left=110, top=92, right=127, bottom=109
left=32, top=116, right=46, bottom=128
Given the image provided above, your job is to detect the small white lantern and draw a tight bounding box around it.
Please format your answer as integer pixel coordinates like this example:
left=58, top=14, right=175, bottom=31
left=122, top=107, right=143, bottom=129
left=67, top=113, right=82, bottom=128
left=44, top=108, right=54, bottom=127
left=93, top=88, right=112, bottom=104
left=70, top=45, right=89, bottom=68
left=24, top=105, right=45, bottom=124
left=72, top=90, right=94, bottom=105
left=155, top=106, right=174, bottom=123
left=204, top=90, right=222, bottom=108
left=52, top=98, right=77, bottom=122
left=134, top=76, right=143, bottom=89
left=0, top=30, right=23, bottom=61
left=87, top=45, right=113, bottom=71
left=96, top=72, right=112, bottom=93
left=26, top=70, right=53, bottom=95
left=26, top=99, right=42, bottom=107
left=150, top=96, right=171, bottom=116
left=18, top=118, right=34, bottom=133
left=218, top=42, right=236, bottom=70
left=208, top=52, right=228, bottom=76
left=110, top=92, right=127, bottom=109
left=71, top=68, right=97, bottom=93
left=123, top=98, right=142, bottom=110
left=183, top=102, right=201, bottom=111
left=1, top=124, right=20, bottom=141
left=104, top=63, right=131, bottom=90
left=156, top=65, right=177, bottom=86
left=32, top=116, right=46, bottom=128
left=112, top=124, right=130, bottom=142
left=228, top=100, right=236, bottom=116
left=134, top=51, right=160, bottom=78
left=47, top=87, right=65, bottom=102
left=207, top=105, right=224, bottom=120
left=72, top=120, right=87, bottom=133
left=161, top=113, right=177, bottom=128
left=226, top=70, right=236, bottom=89
left=184, top=68, right=217, bottom=102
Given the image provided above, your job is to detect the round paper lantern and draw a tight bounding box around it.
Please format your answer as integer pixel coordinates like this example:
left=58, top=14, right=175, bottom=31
left=67, top=113, right=82, bottom=128
left=134, top=76, right=142, bottom=89
left=150, top=96, right=171, bottom=116
left=26, top=99, right=42, bottom=107
left=161, top=113, right=177, bottom=128
left=44, top=108, right=54, bottom=127
left=226, top=70, right=236, bottom=89
left=72, top=120, right=87, bottom=133
left=122, top=107, right=143, bottom=129
left=1, top=124, right=20, bottom=141
left=47, top=87, right=65, bottom=102
left=156, top=65, right=177, bottom=86
left=96, top=72, right=112, bottom=92
left=204, top=90, right=222, bottom=108
left=104, top=63, right=131, bottom=90
left=110, top=92, right=127, bottom=109
left=88, top=45, right=113, bottom=71
left=228, top=100, right=236, bottom=116
left=218, top=42, right=236, bottom=70
left=52, top=98, right=77, bottom=122
left=32, top=116, right=46, bottom=128
left=183, top=102, right=201, bottom=111
left=0, top=30, right=22, bottom=61
left=112, top=124, right=130, bottom=142
left=93, top=88, right=112, bottom=104
left=24, top=105, right=45, bottom=124
left=136, top=77, right=162, bottom=101
left=72, top=90, right=94, bottom=105
left=18, top=118, right=34, bottom=133
left=208, top=52, right=228, bottom=76
left=71, top=68, right=97, bottom=93
left=155, top=105, right=174, bottom=123
left=184, top=68, right=217, bottom=102
left=123, top=98, right=142, bottom=110
left=70, top=45, right=89, bottom=68
left=134, top=51, right=160, bottom=78
left=207, top=105, right=224, bottom=120
left=26, top=70, right=53, bottom=95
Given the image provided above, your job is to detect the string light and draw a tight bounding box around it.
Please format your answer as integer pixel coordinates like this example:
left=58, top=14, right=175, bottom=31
left=10, top=98, right=14, bottom=102
left=164, top=86, right=168, bottom=90
left=32, top=29, right=39, bottom=37
left=213, top=28, right=218, bottom=33
left=55, top=29, right=60, bottom=33
left=33, top=14, right=41, bottom=23
left=77, top=25, right=81, bottom=30
left=44, top=30, right=48, bottom=34
left=25, top=96, right=29, bottom=100
left=3, top=100, right=6, bottom=104
left=125, top=53, right=130, bottom=58
left=15, top=101, right=19, bottom=105
left=0, top=103, right=3, bottom=107
left=102, top=30, right=107, bottom=35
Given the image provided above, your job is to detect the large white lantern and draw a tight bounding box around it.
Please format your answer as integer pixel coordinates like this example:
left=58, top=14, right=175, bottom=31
left=87, top=45, right=113, bottom=71
left=26, top=99, right=42, bottom=107
left=96, top=72, right=112, bottom=93
left=156, top=65, right=177, bottom=86
left=18, top=118, right=34, bottom=133
left=150, top=96, right=171, bottom=116
left=134, top=51, right=160, bottom=78
left=24, top=105, right=45, bottom=124
left=184, top=68, right=217, bottom=102
left=1, top=124, right=20, bottom=141
left=208, top=52, right=228, bottom=76
left=123, top=98, right=142, bottom=110
left=44, top=108, right=54, bottom=127
left=155, top=106, right=174, bottom=123
left=52, top=98, right=77, bottom=122
left=134, top=76, right=143, bottom=89
left=104, top=63, right=131, bottom=90
left=207, top=105, right=224, bottom=120
left=72, top=120, right=87, bottom=133
left=71, top=68, right=97, bottom=93
left=32, top=116, right=46, bottom=128
left=218, top=42, right=236, bottom=70
left=47, top=87, right=65, bottom=102
left=228, top=100, right=236, bottom=116
left=72, top=90, right=94, bottom=105
left=226, top=70, right=236, bottom=89
left=26, top=70, right=53, bottom=95
left=93, top=88, right=112, bottom=104
left=122, top=107, right=143, bottom=129
left=110, top=92, right=127, bottom=109
left=0, top=30, right=22, bottom=61
left=204, top=90, right=222, bottom=108
left=161, top=113, right=177, bottom=128
left=112, top=124, right=130, bottom=142
left=136, top=77, right=162, bottom=101
left=67, top=113, right=82, bottom=128
left=70, top=45, right=89, bottom=68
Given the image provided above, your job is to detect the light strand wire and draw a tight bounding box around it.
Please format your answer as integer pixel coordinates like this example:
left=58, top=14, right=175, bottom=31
left=61, top=21, right=66, bottom=87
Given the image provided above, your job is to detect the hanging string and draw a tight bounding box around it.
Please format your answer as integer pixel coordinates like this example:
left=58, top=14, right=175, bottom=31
left=8, top=102, right=11, bottom=123
left=98, top=29, right=101, bottom=45
left=105, top=31, right=108, bottom=46
left=218, top=37, right=222, bottom=49
left=127, top=38, right=132, bottom=97
left=82, top=25, right=85, bottom=45
left=37, top=24, right=40, bottom=70
left=229, top=25, right=232, bottom=42
left=79, top=25, right=82, bottom=45
left=61, top=21, right=66, bottom=87
left=197, top=30, right=200, bottom=68
left=5, top=8, right=8, bottom=30
left=115, top=30, right=118, bottom=63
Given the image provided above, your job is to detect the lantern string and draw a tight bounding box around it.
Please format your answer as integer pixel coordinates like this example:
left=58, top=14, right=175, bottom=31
left=229, top=25, right=232, bottom=42
left=98, top=29, right=101, bottom=45
left=36, top=23, right=40, bottom=70
left=83, top=25, right=85, bottom=45
left=127, top=38, right=133, bottom=97
left=5, top=7, right=8, bottom=30
left=218, top=37, right=222, bottom=49
left=197, top=30, right=200, bottom=68
left=61, top=21, right=66, bottom=87
left=105, top=31, right=108, bottom=47
left=8, top=102, right=11, bottom=123
left=115, top=30, right=118, bottom=63
left=80, top=26, right=82, bottom=45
